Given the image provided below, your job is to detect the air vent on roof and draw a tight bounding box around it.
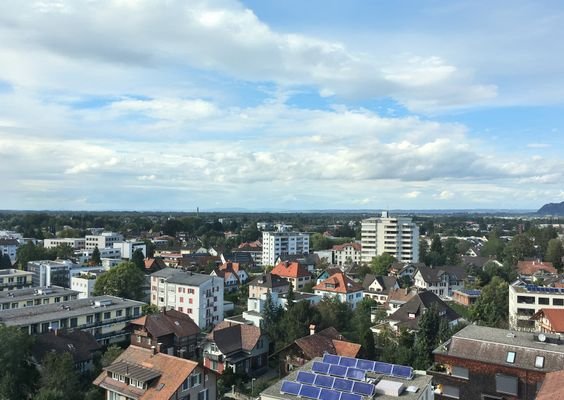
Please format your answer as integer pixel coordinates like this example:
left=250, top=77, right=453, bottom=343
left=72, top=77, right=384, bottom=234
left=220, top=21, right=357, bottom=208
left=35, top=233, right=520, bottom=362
left=156, top=383, right=165, bottom=391
left=94, top=299, right=113, bottom=307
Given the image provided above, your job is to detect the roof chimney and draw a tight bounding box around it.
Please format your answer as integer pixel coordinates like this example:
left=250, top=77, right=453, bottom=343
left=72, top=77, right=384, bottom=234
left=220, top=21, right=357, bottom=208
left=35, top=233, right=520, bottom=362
left=151, top=345, right=157, bottom=355
left=309, top=324, right=316, bottom=336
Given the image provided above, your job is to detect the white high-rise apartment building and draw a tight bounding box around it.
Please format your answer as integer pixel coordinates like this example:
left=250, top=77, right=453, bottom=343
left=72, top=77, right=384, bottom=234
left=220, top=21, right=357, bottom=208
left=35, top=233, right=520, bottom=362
left=150, top=268, right=224, bottom=329
left=85, top=232, right=124, bottom=250
left=361, top=212, right=419, bottom=264
left=261, top=231, right=310, bottom=266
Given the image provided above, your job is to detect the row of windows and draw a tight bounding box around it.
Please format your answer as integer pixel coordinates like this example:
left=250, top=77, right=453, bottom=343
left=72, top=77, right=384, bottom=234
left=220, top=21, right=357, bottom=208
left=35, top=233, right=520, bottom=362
left=442, top=373, right=518, bottom=398
left=506, top=351, right=545, bottom=368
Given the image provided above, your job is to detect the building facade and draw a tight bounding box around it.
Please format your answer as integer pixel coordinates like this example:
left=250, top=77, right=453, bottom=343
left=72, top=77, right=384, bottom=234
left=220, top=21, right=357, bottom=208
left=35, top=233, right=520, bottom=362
left=509, top=281, right=564, bottom=331
left=0, top=238, right=19, bottom=264
left=85, top=232, right=124, bottom=250
left=312, top=271, right=364, bottom=309
left=0, top=286, right=79, bottom=310
left=0, top=268, right=33, bottom=291
left=261, top=231, right=310, bottom=266
left=332, top=242, right=362, bottom=266
left=361, top=212, right=419, bottom=264
left=43, top=238, right=86, bottom=250
left=151, top=268, right=224, bottom=329
left=113, top=240, right=147, bottom=259
left=27, top=259, right=79, bottom=287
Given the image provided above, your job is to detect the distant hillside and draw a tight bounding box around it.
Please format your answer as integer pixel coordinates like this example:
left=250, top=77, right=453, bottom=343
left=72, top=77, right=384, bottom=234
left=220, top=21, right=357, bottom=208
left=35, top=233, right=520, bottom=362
left=537, top=201, right=564, bottom=215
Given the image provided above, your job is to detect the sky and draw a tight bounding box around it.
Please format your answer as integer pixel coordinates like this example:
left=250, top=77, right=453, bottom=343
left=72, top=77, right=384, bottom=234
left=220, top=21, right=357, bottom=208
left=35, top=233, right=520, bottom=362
left=0, top=0, right=563, bottom=211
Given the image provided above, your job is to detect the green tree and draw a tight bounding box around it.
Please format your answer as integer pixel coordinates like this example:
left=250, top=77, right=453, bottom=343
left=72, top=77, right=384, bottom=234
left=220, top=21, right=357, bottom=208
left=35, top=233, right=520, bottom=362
left=470, top=276, right=509, bottom=328
left=480, top=231, right=505, bottom=259
left=100, top=345, right=124, bottom=368
left=16, top=241, right=54, bottom=268
left=412, top=304, right=442, bottom=370
left=285, top=283, right=295, bottom=309
left=35, top=388, right=66, bottom=400
left=93, top=261, right=145, bottom=300
left=55, top=243, right=74, bottom=259
left=370, top=253, right=396, bottom=276
left=39, top=352, right=81, bottom=400
left=311, top=233, right=332, bottom=251
left=279, top=301, right=320, bottom=349
left=0, top=325, right=38, bottom=399
left=316, top=297, right=350, bottom=332
left=142, top=304, right=159, bottom=315
left=91, top=246, right=101, bottom=265
left=360, top=329, right=376, bottom=360
left=425, top=235, right=446, bottom=266
left=0, top=254, right=12, bottom=269
left=263, top=291, right=284, bottom=344
left=443, top=238, right=461, bottom=265
left=504, top=234, right=535, bottom=264
left=131, top=248, right=145, bottom=271
left=545, top=238, right=564, bottom=271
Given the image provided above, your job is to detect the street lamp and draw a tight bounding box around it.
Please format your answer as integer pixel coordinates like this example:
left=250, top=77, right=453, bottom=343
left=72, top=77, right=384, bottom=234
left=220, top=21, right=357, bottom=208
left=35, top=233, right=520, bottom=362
left=251, top=378, right=257, bottom=397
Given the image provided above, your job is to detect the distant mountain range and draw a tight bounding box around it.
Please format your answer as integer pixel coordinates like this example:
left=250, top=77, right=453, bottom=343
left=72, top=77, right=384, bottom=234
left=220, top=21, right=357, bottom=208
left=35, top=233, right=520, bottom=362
left=537, top=201, right=564, bottom=215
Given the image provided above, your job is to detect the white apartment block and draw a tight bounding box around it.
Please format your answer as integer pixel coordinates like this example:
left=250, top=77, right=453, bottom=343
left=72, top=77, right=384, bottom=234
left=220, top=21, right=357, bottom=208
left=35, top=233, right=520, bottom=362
left=113, top=240, right=146, bottom=259
left=71, top=270, right=106, bottom=299
left=75, top=247, right=121, bottom=264
left=261, top=231, right=310, bottom=266
left=44, top=238, right=86, bottom=250
left=85, top=232, right=124, bottom=250
left=509, top=281, right=564, bottom=331
left=150, top=268, right=224, bottom=329
left=361, top=212, right=419, bottom=264
left=332, top=242, right=362, bottom=266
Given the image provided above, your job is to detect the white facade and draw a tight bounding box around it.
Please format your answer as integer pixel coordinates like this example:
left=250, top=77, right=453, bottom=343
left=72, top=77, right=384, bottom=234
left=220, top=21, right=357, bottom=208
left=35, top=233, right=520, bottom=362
left=261, top=231, right=310, bottom=266
left=85, top=232, right=124, bottom=250
left=361, top=212, right=419, bottom=264
left=71, top=275, right=98, bottom=299
left=333, top=243, right=362, bottom=266
left=0, top=239, right=19, bottom=264
left=113, top=240, right=146, bottom=259
left=509, top=282, right=564, bottom=331
left=151, top=269, right=224, bottom=329
left=75, top=247, right=121, bottom=264
left=43, top=238, right=85, bottom=250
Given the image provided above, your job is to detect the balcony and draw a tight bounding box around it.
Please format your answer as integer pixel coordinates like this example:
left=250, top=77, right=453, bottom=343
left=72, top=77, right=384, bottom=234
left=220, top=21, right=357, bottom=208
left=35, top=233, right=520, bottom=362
left=204, top=352, right=223, bottom=362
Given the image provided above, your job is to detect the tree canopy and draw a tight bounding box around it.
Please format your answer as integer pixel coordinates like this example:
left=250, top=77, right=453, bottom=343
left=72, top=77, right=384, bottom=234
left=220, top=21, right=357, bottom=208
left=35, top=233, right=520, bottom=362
left=93, top=261, right=145, bottom=300
left=470, top=276, right=509, bottom=328
left=370, top=253, right=396, bottom=275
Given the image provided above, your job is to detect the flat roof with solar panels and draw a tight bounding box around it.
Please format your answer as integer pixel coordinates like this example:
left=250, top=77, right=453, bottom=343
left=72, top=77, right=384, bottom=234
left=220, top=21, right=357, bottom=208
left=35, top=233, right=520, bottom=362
left=260, top=355, right=432, bottom=400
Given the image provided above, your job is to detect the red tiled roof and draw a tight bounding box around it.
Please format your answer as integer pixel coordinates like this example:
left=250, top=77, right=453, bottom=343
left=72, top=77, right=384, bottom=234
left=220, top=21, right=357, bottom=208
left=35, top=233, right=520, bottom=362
left=332, top=340, right=362, bottom=357
left=332, top=243, right=361, bottom=252
left=517, top=260, right=557, bottom=275
left=238, top=240, right=262, bottom=249
left=272, top=261, right=310, bottom=278
left=535, top=370, right=564, bottom=400
left=312, top=271, right=363, bottom=294
left=292, top=327, right=361, bottom=359
left=533, top=308, right=564, bottom=333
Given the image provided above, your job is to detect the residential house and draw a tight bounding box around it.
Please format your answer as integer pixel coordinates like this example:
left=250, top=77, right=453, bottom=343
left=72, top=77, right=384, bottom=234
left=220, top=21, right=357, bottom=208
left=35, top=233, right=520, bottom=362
left=276, top=254, right=319, bottom=273
left=413, top=265, right=468, bottom=297
left=32, top=330, right=101, bottom=373
left=210, top=262, right=248, bottom=292
left=383, top=288, right=417, bottom=315
left=144, top=258, right=167, bottom=274
left=508, top=281, right=564, bottom=331
left=332, top=242, right=362, bottom=266
left=271, top=261, right=312, bottom=291
left=517, top=260, right=557, bottom=280
left=429, top=324, right=564, bottom=400
left=315, top=267, right=342, bottom=284
left=531, top=308, right=564, bottom=334
left=375, top=290, right=461, bottom=334
left=312, top=271, right=364, bottom=309
left=260, top=356, right=434, bottom=400
left=536, top=370, right=564, bottom=400
left=248, top=273, right=289, bottom=299
left=151, top=268, right=224, bottom=329
left=388, top=262, right=424, bottom=280
left=202, top=321, right=269, bottom=377
left=275, top=326, right=361, bottom=375
left=452, top=289, right=481, bottom=306
left=129, top=309, right=200, bottom=359
left=362, top=274, right=399, bottom=303
left=93, top=345, right=216, bottom=400
left=461, top=255, right=502, bottom=270
left=234, top=240, right=263, bottom=266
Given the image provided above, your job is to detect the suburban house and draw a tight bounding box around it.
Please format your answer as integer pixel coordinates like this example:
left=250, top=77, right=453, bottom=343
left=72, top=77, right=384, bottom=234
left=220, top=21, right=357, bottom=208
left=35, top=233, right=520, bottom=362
left=312, top=271, right=364, bottom=309
left=233, top=240, right=263, bottom=266
left=413, top=265, right=468, bottom=297
left=362, top=274, right=399, bottom=303
left=32, top=330, right=101, bottom=373
left=384, top=288, right=418, bottom=315
left=271, top=261, right=312, bottom=291
left=129, top=309, right=200, bottom=360
left=202, top=321, right=269, bottom=377
left=315, top=267, right=342, bottom=284
left=388, top=262, right=424, bottom=280
left=275, top=326, right=361, bottom=375
left=144, top=258, right=167, bottom=274
left=429, top=325, right=564, bottom=400
left=0, top=238, right=19, bottom=264
left=248, top=273, right=290, bottom=299
left=374, top=290, right=461, bottom=334
left=276, top=254, right=319, bottom=273
left=531, top=308, right=564, bottom=334
left=93, top=345, right=216, bottom=400
left=536, top=370, right=564, bottom=400
left=332, top=242, right=362, bottom=266
left=210, top=262, right=248, bottom=292
left=516, top=260, right=557, bottom=278
left=461, top=255, right=502, bottom=270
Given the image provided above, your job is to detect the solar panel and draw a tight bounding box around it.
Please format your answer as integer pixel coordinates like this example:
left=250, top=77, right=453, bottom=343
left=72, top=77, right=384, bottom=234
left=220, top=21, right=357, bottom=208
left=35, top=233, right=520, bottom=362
left=373, top=361, right=393, bottom=375
left=314, top=374, right=335, bottom=388
left=392, top=364, right=413, bottom=379
left=312, top=361, right=330, bottom=375
left=323, top=354, right=341, bottom=365
left=297, top=371, right=316, bottom=385
left=339, top=357, right=357, bottom=367
left=329, top=364, right=348, bottom=377
left=281, top=381, right=301, bottom=396
left=333, top=377, right=354, bottom=392
left=346, top=368, right=365, bottom=381
left=356, top=359, right=375, bottom=372
left=340, top=392, right=363, bottom=400
left=299, top=384, right=321, bottom=399
left=320, top=388, right=341, bottom=400
left=352, top=381, right=375, bottom=396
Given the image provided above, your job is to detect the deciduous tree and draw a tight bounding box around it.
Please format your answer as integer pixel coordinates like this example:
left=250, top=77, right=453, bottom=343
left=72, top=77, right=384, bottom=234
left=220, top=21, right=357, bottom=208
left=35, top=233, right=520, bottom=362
left=93, top=261, right=145, bottom=300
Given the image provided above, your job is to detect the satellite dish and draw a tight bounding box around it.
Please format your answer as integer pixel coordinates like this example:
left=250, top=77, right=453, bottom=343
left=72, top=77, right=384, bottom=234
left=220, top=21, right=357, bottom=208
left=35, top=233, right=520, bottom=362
left=538, top=333, right=546, bottom=342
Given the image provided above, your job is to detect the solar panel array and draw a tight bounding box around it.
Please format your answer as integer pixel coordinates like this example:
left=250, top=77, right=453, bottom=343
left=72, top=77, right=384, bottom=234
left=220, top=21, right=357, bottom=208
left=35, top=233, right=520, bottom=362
left=525, top=285, right=564, bottom=294
left=322, top=354, right=414, bottom=380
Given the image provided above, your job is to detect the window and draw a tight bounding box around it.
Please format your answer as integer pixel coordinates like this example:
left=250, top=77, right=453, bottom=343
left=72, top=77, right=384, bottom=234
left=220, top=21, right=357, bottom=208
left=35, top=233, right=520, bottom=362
left=189, top=298, right=193, bottom=304
left=116, top=309, right=123, bottom=317
left=496, top=374, right=518, bottom=396
left=442, top=385, right=460, bottom=399
left=104, top=312, right=111, bottom=320
left=190, top=373, right=202, bottom=387
left=137, top=335, right=142, bottom=343
left=535, top=356, right=544, bottom=368
left=70, top=318, right=77, bottom=328
left=538, top=297, right=549, bottom=305
left=506, top=352, right=516, bottom=364
left=182, top=377, right=190, bottom=391
left=451, top=366, right=469, bottom=379
left=198, top=389, right=208, bottom=400
left=553, top=298, right=564, bottom=306
left=87, top=315, right=93, bottom=324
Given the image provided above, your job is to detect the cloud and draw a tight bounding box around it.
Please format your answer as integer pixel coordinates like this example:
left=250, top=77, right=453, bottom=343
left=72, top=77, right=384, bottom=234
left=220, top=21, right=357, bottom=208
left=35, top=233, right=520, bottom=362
left=405, top=191, right=421, bottom=199
left=434, top=191, right=454, bottom=200
left=527, top=143, right=550, bottom=148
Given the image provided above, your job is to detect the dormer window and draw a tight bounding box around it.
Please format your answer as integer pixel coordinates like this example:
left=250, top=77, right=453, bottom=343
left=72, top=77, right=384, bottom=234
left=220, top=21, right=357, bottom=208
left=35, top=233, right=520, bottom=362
left=506, top=352, right=516, bottom=364
left=408, top=313, right=416, bottom=319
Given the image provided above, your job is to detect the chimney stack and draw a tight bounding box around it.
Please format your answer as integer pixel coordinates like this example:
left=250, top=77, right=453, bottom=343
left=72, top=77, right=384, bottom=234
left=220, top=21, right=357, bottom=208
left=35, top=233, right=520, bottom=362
left=309, top=324, right=316, bottom=336
left=151, top=345, right=157, bottom=355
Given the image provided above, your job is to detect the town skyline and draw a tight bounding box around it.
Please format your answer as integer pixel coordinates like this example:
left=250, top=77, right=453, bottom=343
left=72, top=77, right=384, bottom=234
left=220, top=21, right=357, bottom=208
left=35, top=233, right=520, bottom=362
left=1, top=0, right=563, bottom=211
